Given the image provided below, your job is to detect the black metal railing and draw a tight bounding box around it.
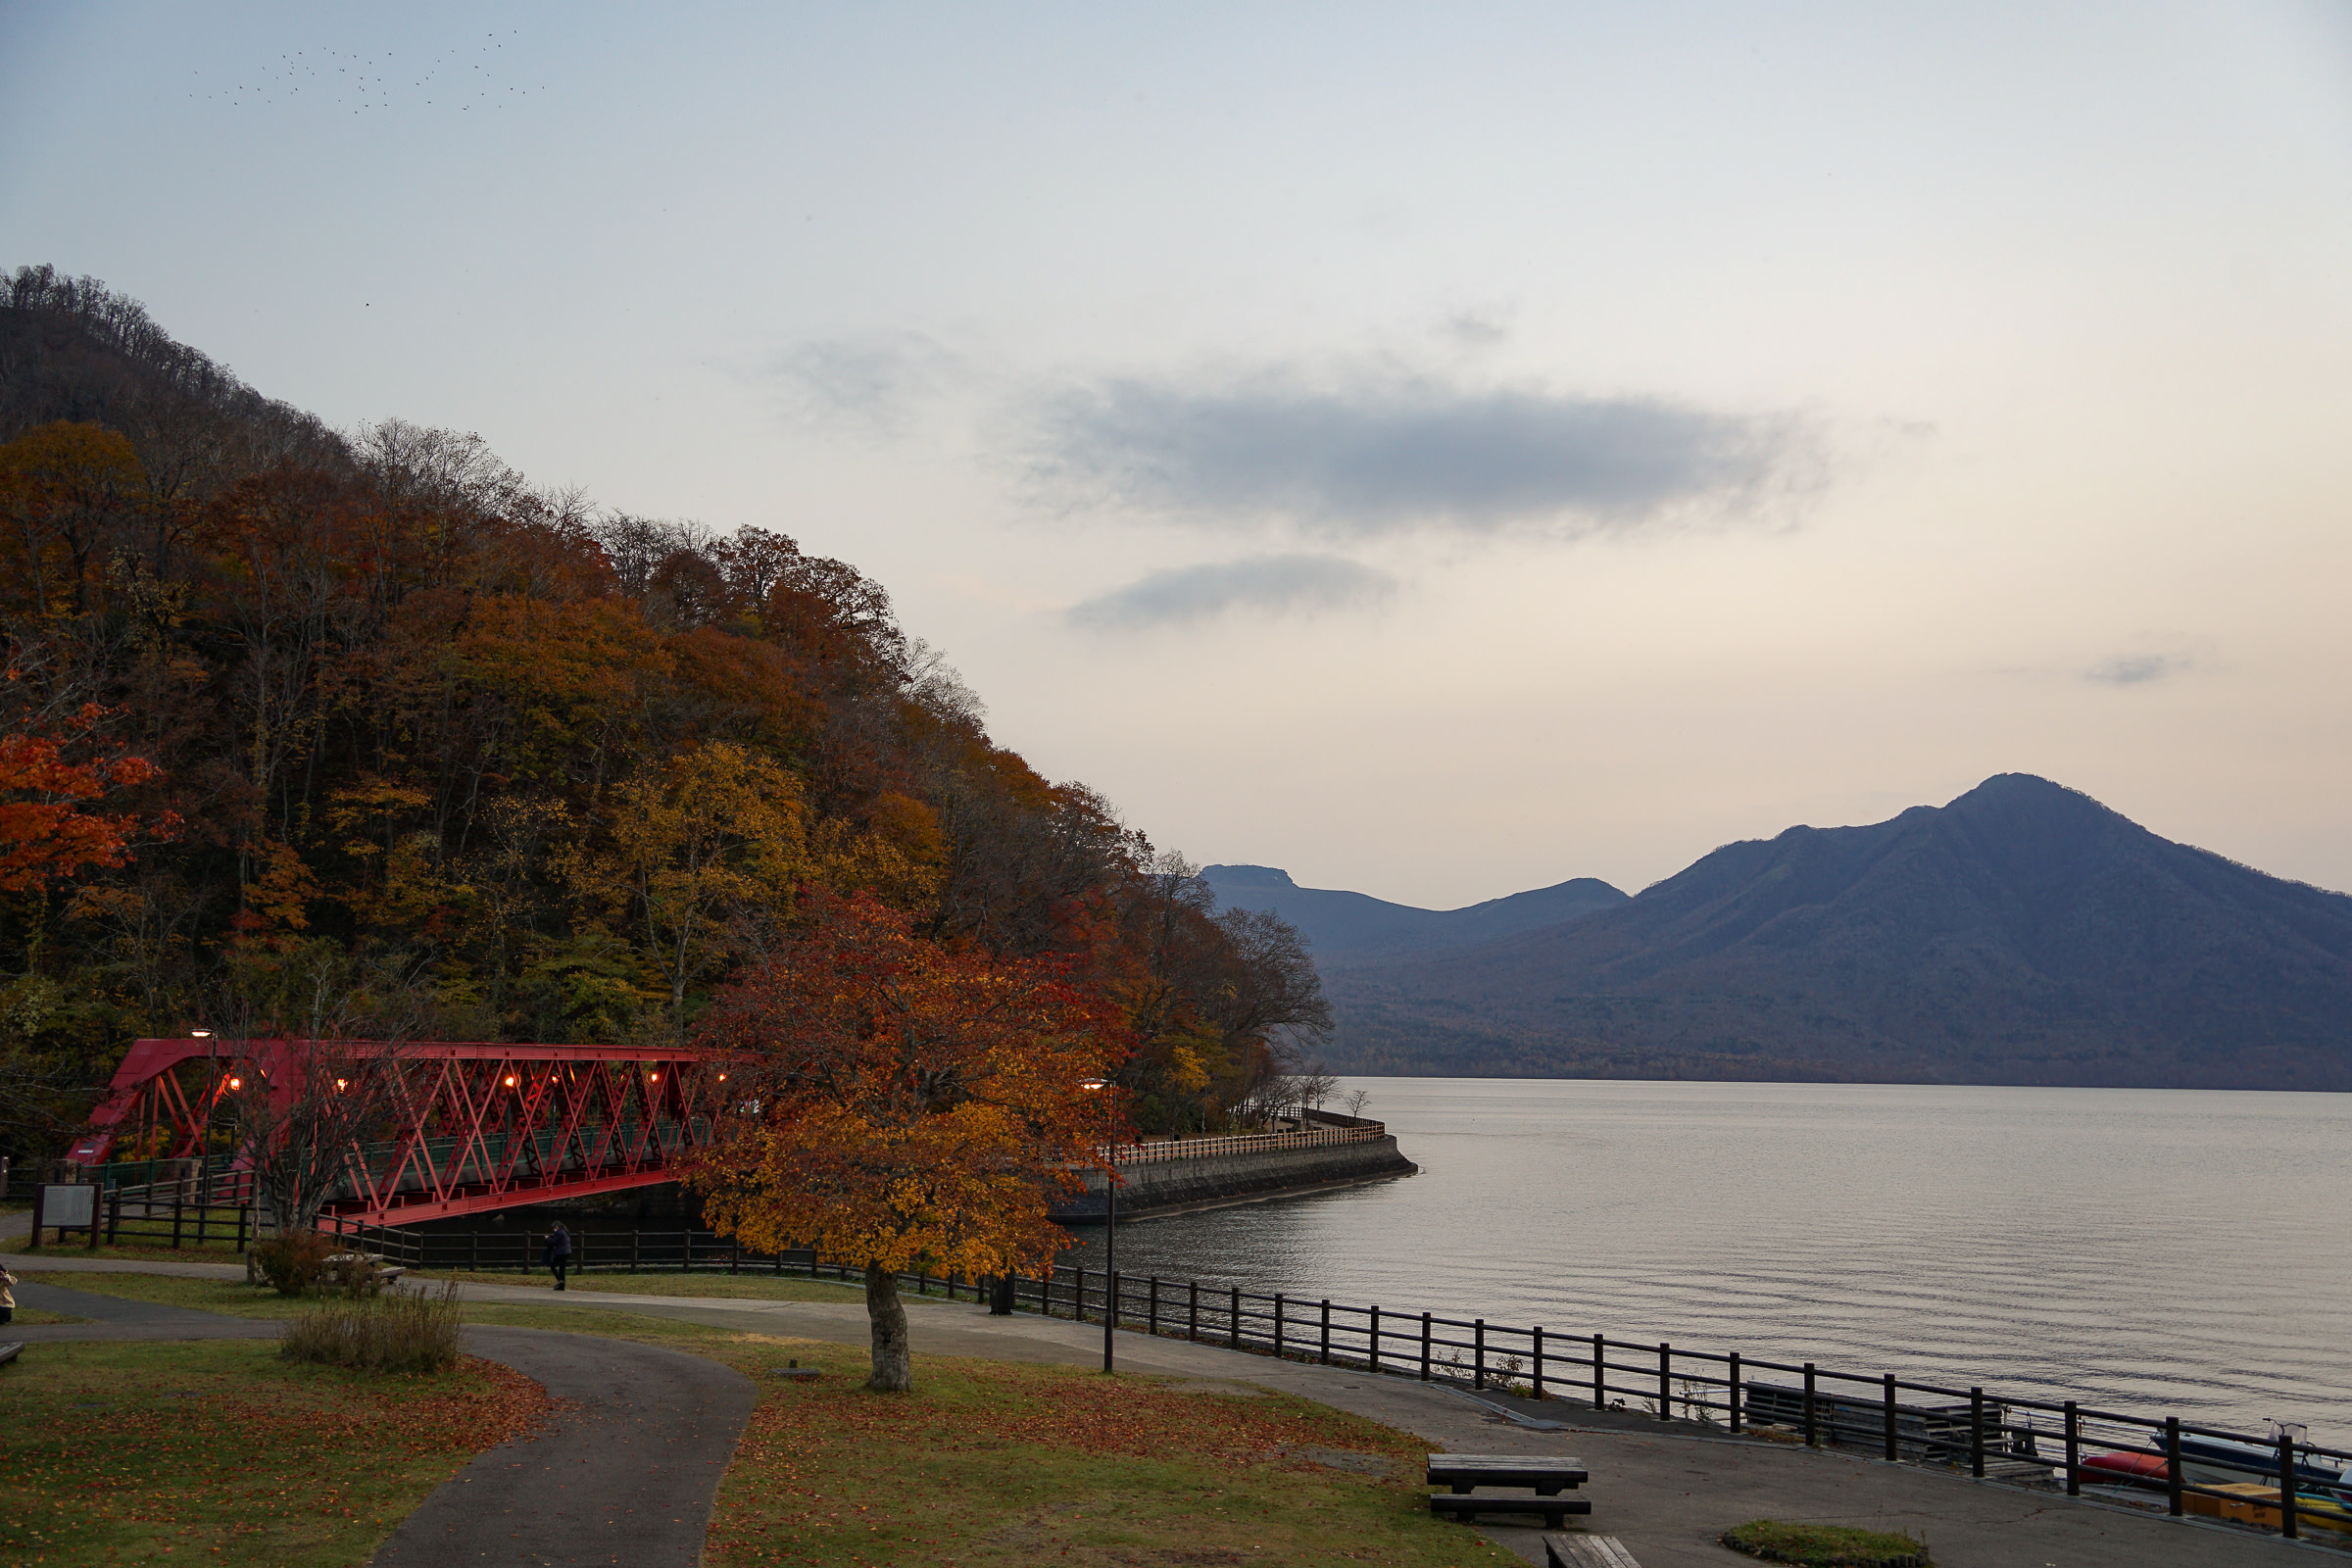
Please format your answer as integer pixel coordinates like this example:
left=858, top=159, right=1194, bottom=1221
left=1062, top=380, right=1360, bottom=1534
left=269, top=1224, right=2352, bottom=1548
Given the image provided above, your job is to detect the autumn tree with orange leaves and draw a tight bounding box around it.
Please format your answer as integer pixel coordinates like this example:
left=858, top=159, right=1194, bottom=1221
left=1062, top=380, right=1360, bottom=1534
left=688, top=892, right=1130, bottom=1392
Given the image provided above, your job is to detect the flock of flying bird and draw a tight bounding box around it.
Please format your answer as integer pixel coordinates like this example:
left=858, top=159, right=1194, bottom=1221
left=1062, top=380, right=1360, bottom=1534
left=187, top=31, right=542, bottom=114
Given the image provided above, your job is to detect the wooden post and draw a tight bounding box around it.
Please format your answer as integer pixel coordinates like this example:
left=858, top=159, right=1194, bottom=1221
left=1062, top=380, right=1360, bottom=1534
left=1729, top=1351, right=1741, bottom=1432
left=1883, top=1374, right=1898, bottom=1461
left=1421, top=1313, right=1433, bottom=1382
left=2165, top=1418, right=2184, bottom=1517
left=1189, top=1280, right=1199, bottom=1343
left=1474, top=1319, right=1486, bottom=1390
left=2280, top=1429, right=2300, bottom=1540
left=172, top=1199, right=183, bottom=1250
left=235, top=1203, right=247, bottom=1252
left=1803, top=1364, right=1818, bottom=1447
left=1658, top=1343, right=1671, bottom=1421
left=1274, top=1294, right=1286, bottom=1360
left=1532, top=1325, right=1544, bottom=1400
left=27, top=1183, right=40, bottom=1250
left=1319, top=1299, right=1331, bottom=1365
left=1592, top=1334, right=1606, bottom=1410
left=2064, top=1401, right=2080, bottom=1495
left=1076, top=1266, right=1087, bottom=1322
left=1970, top=1388, right=1985, bottom=1478
left=1149, top=1277, right=1159, bottom=1339
left=107, top=1186, right=121, bottom=1247
left=1230, top=1286, right=1241, bottom=1349
left=631, top=1230, right=640, bottom=1272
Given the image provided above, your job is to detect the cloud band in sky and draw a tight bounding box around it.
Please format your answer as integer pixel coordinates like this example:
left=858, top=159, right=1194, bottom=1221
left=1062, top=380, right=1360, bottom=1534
left=1068, top=554, right=1396, bottom=631
left=1032, top=371, right=1814, bottom=536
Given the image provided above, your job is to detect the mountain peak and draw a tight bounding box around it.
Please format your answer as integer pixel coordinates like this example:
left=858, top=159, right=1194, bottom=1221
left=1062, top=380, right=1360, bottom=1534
left=1199, top=864, right=1298, bottom=890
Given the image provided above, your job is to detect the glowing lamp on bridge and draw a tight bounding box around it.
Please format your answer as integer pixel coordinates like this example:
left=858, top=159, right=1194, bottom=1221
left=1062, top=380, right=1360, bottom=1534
left=226, top=1076, right=242, bottom=1090
left=334, top=1078, right=348, bottom=1092
left=504, top=1074, right=516, bottom=1087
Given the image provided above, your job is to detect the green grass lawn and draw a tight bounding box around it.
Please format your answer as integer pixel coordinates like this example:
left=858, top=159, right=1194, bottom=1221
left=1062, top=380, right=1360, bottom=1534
left=0, top=1339, right=548, bottom=1566
left=20, top=1271, right=1518, bottom=1567
left=3, top=1228, right=250, bottom=1261
left=405, top=1267, right=869, bottom=1303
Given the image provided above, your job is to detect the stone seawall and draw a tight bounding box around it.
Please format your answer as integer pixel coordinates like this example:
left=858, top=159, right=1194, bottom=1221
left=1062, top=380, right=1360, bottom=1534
left=1050, top=1135, right=1418, bottom=1222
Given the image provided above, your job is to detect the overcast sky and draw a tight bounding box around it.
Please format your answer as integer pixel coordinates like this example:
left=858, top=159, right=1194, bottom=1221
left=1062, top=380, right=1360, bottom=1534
left=7, top=2, right=2351, bottom=907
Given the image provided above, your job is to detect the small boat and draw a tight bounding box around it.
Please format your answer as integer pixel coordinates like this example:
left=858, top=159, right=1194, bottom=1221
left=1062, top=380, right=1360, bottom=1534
left=2164, top=1433, right=2350, bottom=1498
left=2082, top=1451, right=2169, bottom=1488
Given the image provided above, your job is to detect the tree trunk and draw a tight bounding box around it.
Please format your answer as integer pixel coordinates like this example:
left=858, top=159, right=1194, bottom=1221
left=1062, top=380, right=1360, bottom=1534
left=864, top=1260, right=912, bottom=1392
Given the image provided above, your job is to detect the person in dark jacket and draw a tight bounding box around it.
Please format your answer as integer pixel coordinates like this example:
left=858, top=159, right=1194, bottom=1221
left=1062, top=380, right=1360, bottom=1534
left=543, top=1222, right=572, bottom=1290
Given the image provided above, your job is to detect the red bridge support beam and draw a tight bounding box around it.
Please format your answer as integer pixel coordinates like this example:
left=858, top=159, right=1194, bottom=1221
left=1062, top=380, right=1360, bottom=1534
left=70, top=1039, right=727, bottom=1226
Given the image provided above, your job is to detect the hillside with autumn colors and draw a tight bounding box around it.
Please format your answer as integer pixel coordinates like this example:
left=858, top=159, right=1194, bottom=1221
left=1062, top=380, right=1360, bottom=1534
left=0, top=265, right=1329, bottom=1165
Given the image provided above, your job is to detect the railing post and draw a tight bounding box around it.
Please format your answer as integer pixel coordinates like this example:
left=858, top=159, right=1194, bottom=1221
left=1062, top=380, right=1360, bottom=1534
left=2165, top=1417, right=2184, bottom=1517
left=1319, top=1299, right=1331, bottom=1365
left=1970, top=1388, right=1985, bottom=1478
left=235, top=1203, right=247, bottom=1252
left=1728, top=1350, right=1741, bottom=1432
left=1230, top=1286, right=1241, bottom=1350
left=2281, top=1429, right=2300, bottom=1540
left=1274, top=1295, right=1286, bottom=1360
left=1474, top=1319, right=1486, bottom=1389
left=1419, top=1312, right=1433, bottom=1380
left=2063, top=1401, right=2080, bottom=1495
left=1076, top=1266, right=1087, bottom=1322
left=469, top=1232, right=479, bottom=1271
left=1149, top=1277, right=1159, bottom=1339
left=1188, top=1280, right=1199, bottom=1342
left=1370, top=1305, right=1382, bottom=1375
left=1592, top=1334, right=1606, bottom=1410
left=1884, top=1374, right=1898, bottom=1461
left=1658, top=1342, right=1671, bottom=1421
left=1532, top=1325, right=1544, bottom=1400
left=631, top=1230, right=640, bottom=1272
left=107, top=1186, right=121, bottom=1247
left=172, top=1198, right=183, bottom=1250
left=1803, top=1363, right=1818, bottom=1447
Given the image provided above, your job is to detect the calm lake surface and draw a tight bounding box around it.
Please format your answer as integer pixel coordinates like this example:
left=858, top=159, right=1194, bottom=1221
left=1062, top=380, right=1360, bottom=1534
left=1063, top=1078, right=2352, bottom=1442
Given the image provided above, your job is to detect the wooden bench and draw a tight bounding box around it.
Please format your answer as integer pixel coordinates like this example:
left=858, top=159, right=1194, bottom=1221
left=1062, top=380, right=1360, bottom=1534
left=1544, top=1536, right=1641, bottom=1568
left=1427, top=1453, right=1590, bottom=1496
left=1428, top=1493, right=1592, bottom=1528
left=0, top=1343, right=22, bottom=1369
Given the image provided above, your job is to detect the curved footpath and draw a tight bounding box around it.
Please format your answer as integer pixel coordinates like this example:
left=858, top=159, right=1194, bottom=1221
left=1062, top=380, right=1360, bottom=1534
left=7, top=1273, right=755, bottom=1567
left=8, top=1253, right=2324, bottom=1568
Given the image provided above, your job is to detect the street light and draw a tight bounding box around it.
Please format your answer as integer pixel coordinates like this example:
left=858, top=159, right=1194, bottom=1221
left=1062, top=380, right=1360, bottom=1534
left=1081, top=1079, right=1117, bottom=1373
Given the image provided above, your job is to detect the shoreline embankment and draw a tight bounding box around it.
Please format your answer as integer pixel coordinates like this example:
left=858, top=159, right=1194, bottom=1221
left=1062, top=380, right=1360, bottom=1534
left=1049, top=1113, right=1418, bottom=1223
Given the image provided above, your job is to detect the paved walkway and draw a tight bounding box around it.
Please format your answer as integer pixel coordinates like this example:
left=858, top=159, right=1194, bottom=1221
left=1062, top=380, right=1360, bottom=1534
left=8, top=1254, right=2328, bottom=1567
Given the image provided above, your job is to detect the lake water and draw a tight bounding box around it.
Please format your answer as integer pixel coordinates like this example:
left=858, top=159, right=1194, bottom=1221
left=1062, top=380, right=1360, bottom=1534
left=1062, top=1078, right=2352, bottom=1443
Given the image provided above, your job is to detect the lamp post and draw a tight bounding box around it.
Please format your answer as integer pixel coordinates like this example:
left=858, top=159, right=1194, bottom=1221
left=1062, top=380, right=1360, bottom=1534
left=1082, top=1079, right=1117, bottom=1373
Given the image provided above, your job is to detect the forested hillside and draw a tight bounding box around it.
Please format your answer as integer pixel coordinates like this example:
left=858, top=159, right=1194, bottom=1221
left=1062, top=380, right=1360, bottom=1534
left=1327, top=774, right=2352, bottom=1089
left=0, top=265, right=1327, bottom=1165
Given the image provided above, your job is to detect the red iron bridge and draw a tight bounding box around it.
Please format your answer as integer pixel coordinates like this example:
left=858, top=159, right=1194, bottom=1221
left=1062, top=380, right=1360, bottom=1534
left=68, top=1038, right=722, bottom=1225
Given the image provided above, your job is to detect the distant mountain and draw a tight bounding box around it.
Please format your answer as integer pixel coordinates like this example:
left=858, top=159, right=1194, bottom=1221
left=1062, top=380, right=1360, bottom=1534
left=1320, top=775, right=2352, bottom=1090
left=1200, top=863, right=1627, bottom=965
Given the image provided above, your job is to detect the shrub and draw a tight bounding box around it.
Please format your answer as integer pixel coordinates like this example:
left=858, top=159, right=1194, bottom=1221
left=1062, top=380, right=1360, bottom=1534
left=280, top=1280, right=463, bottom=1374
left=1722, top=1520, right=1931, bottom=1567
left=251, top=1231, right=336, bottom=1297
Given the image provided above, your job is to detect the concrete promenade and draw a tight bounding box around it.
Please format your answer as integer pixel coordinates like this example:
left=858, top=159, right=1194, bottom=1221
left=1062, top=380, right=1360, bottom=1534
left=8, top=1251, right=2331, bottom=1567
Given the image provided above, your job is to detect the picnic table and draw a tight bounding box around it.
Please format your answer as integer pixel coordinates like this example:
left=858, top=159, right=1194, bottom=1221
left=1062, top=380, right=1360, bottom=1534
left=1426, top=1452, right=1593, bottom=1528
